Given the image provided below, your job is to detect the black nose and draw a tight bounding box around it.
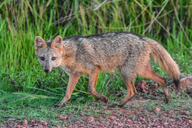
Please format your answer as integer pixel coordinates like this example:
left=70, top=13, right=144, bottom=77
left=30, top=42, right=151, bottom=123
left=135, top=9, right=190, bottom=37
left=44, top=69, right=49, bottom=73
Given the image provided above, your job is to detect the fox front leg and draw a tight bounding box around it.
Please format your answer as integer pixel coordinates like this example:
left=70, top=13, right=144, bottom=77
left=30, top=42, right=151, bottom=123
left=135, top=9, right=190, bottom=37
left=88, top=69, right=109, bottom=103
left=55, top=73, right=80, bottom=107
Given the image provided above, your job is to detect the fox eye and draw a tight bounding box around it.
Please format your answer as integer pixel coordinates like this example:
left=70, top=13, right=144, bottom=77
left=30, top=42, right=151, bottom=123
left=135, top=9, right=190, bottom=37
left=39, top=56, right=45, bottom=61
left=51, top=57, right=56, bottom=61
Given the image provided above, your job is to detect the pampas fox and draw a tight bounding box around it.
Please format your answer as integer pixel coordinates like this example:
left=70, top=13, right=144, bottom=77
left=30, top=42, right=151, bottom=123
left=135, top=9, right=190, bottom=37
left=35, top=32, right=180, bottom=107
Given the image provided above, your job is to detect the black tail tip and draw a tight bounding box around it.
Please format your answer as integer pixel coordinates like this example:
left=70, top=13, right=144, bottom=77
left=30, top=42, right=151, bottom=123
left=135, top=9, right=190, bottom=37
left=173, top=79, right=180, bottom=90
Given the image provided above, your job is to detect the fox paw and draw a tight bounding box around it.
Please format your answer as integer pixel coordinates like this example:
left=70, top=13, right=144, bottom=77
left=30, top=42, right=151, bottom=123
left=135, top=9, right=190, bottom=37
left=118, top=103, right=125, bottom=108
left=101, top=97, right=109, bottom=103
left=164, top=98, right=169, bottom=104
left=54, top=103, right=64, bottom=107
left=107, top=103, right=117, bottom=108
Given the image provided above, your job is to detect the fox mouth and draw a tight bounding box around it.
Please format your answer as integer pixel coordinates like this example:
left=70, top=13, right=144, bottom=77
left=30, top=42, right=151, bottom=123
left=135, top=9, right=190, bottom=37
left=44, top=69, right=52, bottom=73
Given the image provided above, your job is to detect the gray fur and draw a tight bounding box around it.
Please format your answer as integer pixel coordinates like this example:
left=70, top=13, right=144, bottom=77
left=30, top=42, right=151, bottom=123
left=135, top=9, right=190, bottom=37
left=35, top=32, right=180, bottom=106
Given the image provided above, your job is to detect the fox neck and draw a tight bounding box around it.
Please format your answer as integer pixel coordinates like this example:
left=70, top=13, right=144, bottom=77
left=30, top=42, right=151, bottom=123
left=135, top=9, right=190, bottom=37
left=59, top=43, right=78, bottom=70
left=60, top=52, right=76, bottom=68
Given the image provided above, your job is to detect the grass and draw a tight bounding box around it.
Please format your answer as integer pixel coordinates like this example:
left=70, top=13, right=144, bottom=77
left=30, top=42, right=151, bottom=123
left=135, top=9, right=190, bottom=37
left=0, top=0, right=192, bottom=126
left=0, top=90, right=191, bottom=127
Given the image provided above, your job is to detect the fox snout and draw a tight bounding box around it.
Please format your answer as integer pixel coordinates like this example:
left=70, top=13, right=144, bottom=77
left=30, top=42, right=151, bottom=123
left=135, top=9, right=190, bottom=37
left=43, top=65, right=53, bottom=73
left=44, top=69, right=51, bottom=73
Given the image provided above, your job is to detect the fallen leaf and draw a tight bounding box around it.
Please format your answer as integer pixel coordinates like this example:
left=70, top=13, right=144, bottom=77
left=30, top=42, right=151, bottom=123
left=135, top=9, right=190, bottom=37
left=127, top=119, right=132, bottom=123
left=155, top=107, right=161, bottom=112
left=16, top=124, right=21, bottom=128
left=87, top=116, right=95, bottom=122
left=180, top=111, right=190, bottom=115
left=58, top=115, right=67, bottom=120
left=109, top=115, right=116, bottom=120
left=23, top=119, right=28, bottom=127
left=137, top=80, right=147, bottom=92
left=40, top=120, right=48, bottom=126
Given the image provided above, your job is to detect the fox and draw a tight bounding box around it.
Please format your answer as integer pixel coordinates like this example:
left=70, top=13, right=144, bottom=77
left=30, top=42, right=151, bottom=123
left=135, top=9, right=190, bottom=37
left=35, top=32, right=180, bottom=107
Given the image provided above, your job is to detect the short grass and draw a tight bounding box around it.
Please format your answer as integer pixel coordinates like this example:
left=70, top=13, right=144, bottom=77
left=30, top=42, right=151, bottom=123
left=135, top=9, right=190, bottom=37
left=0, top=89, right=191, bottom=127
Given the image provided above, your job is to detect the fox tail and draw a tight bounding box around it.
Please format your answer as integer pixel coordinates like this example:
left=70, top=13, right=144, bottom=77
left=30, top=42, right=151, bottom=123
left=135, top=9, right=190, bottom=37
left=147, top=38, right=180, bottom=89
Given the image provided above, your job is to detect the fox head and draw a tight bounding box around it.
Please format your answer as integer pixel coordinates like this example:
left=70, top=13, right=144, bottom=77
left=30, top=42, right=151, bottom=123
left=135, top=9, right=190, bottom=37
left=35, top=35, right=64, bottom=73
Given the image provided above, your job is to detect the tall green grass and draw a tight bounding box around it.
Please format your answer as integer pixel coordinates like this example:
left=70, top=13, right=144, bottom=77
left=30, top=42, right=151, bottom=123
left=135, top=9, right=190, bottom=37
left=0, top=0, right=192, bottom=95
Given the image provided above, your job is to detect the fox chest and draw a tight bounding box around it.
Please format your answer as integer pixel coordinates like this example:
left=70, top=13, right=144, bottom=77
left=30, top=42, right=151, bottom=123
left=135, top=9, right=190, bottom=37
left=60, top=64, right=92, bottom=75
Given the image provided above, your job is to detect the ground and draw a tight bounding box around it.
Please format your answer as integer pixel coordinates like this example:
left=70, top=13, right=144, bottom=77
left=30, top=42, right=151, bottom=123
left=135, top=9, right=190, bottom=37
left=0, top=78, right=192, bottom=128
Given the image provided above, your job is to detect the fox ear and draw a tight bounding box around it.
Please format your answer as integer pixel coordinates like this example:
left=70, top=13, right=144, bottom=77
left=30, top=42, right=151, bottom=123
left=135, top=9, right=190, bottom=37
left=51, top=35, right=63, bottom=49
left=35, top=36, right=47, bottom=51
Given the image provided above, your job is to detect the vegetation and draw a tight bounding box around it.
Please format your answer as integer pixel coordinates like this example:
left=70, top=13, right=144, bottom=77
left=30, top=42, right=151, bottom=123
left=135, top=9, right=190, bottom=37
left=0, top=0, right=191, bottom=126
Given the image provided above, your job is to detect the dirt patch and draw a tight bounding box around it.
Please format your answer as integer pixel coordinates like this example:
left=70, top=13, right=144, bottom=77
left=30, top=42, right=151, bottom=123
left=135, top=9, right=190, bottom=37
left=5, top=98, right=191, bottom=128
left=9, top=107, right=191, bottom=128
left=2, top=75, right=192, bottom=128
left=65, top=108, right=191, bottom=128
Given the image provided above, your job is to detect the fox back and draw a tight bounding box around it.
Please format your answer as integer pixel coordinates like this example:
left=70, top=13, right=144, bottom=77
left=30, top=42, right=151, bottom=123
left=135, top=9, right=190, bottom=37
left=35, top=33, right=147, bottom=74
left=62, top=32, right=147, bottom=73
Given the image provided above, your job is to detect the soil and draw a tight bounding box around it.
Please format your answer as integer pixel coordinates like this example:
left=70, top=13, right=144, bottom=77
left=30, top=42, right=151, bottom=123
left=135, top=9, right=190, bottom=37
left=65, top=109, right=191, bottom=128
left=6, top=103, right=192, bottom=128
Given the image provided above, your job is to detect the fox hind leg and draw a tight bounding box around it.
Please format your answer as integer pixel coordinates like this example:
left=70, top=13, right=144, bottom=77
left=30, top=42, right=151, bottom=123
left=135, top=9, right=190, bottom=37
left=88, top=69, right=109, bottom=103
left=138, top=63, right=169, bottom=103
